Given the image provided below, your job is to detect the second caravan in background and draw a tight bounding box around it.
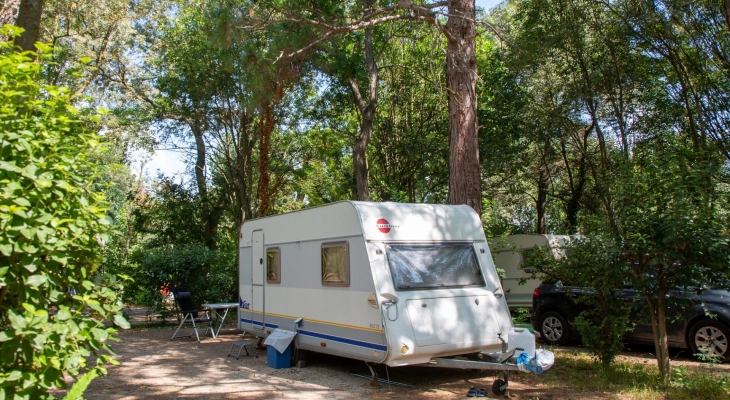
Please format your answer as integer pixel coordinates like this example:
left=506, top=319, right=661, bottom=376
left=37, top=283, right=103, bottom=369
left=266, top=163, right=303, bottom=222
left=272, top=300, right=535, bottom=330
left=487, top=234, right=571, bottom=309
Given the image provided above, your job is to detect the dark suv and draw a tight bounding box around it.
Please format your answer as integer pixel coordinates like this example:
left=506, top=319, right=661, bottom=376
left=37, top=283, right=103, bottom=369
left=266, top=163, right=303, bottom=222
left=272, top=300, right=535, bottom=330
left=531, top=281, right=730, bottom=362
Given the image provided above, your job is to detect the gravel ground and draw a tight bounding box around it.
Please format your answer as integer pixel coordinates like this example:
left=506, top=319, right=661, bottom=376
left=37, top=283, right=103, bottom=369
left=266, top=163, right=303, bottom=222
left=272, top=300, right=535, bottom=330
left=81, top=313, right=730, bottom=399
left=84, top=327, right=563, bottom=399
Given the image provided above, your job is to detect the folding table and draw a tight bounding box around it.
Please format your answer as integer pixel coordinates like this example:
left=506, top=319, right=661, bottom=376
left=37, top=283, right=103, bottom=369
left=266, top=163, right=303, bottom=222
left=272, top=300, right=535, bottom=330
left=201, top=302, right=238, bottom=338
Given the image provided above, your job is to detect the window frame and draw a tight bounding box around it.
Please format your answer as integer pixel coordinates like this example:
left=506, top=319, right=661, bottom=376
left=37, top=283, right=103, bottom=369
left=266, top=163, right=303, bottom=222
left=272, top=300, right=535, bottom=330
left=321, top=241, right=350, bottom=287
left=266, top=247, right=281, bottom=284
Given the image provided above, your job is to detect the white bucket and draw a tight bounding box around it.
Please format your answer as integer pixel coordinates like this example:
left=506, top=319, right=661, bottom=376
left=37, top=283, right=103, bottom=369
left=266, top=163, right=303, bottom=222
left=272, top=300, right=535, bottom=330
left=508, top=327, right=536, bottom=358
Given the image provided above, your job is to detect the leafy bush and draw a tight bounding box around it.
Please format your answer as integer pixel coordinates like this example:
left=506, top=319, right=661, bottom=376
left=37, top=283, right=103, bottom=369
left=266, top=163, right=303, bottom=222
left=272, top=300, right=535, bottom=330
left=127, top=244, right=237, bottom=311
left=0, top=28, right=129, bottom=399
left=523, top=236, right=632, bottom=365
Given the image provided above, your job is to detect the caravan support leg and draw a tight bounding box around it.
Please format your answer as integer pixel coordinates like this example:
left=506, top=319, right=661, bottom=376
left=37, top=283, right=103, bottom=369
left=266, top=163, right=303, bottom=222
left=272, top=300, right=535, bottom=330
left=492, top=371, right=509, bottom=396
left=365, top=363, right=381, bottom=388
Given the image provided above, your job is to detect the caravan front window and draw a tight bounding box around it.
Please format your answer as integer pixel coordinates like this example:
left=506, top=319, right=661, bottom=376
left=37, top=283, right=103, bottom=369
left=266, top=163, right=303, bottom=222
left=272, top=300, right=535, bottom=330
left=386, top=244, right=484, bottom=290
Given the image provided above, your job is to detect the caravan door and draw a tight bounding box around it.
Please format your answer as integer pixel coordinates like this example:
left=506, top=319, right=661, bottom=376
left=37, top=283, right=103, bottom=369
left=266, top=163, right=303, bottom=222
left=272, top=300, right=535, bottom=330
left=251, top=230, right=265, bottom=330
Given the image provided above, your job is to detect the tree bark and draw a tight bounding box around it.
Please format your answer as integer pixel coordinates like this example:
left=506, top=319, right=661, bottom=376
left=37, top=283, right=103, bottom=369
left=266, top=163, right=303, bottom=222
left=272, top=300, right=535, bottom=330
left=349, top=0, right=377, bottom=202
left=536, top=136, right=552, bottom=234
left=647, top=293, right=671, bottom=386
left=257, top=99, right=274, bottom=216
left=561, top=123, right=592, bottom=233
left=191, top=123, right=208, bottom=199
left=189, top=118, right=221, bottom=246
left=446, top=0, right=481, bottom=215
left=13, top=0, right=43, bottom=52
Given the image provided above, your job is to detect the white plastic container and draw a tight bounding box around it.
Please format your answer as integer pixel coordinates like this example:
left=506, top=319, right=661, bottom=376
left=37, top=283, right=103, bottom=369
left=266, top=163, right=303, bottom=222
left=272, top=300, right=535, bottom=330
left=508, top=327, right=536, bottom=358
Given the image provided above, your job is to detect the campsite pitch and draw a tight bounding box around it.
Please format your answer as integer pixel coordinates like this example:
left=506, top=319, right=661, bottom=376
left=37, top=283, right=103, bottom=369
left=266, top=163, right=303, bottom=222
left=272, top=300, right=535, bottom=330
left=82, top=328, right=558, bottom=399
left=82, top=327, right=729, bottom=399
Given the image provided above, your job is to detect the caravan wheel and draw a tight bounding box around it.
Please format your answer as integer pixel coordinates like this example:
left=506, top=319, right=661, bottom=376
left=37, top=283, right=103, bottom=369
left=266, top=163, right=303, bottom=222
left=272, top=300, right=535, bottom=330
left=291, top=343, right=309, bottom=366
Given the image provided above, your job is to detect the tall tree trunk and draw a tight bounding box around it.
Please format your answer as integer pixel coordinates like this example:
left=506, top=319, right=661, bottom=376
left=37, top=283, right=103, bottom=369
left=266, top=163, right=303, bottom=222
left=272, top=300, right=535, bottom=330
left=446, top=0, right=481, bottom=215
left=13, top=0, right=43, bottom=52
left=647, top=294, right=671, bottom=386
left=349, top=0, right=377, bottom=202
left=125, top=162, right=146, bottom=264
left=561, top=124, right=592, bottom=233
left=257, top=100, right=274, bottom=216
left=191, top=123, right=208, bottom=199
left=189, top=119, right=218, bottom=246
left=535, top=137, right=551, bottom=234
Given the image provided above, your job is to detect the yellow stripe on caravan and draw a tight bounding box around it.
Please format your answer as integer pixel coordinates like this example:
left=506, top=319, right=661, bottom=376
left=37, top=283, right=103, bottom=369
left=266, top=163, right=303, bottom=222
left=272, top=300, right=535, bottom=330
left=243, top=308, right=385, bottom=333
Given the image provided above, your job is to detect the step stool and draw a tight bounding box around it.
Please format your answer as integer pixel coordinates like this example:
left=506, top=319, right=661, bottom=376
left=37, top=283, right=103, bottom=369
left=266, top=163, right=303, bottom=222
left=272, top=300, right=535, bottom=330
left=228, top=340, right=257, bottom=359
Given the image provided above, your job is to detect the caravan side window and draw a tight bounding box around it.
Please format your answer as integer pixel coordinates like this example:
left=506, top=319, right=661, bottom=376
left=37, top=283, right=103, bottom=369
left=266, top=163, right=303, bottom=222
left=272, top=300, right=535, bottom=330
left=266, top=248, right=281, bottom=284
left=321, top=242, right=349, bottom=287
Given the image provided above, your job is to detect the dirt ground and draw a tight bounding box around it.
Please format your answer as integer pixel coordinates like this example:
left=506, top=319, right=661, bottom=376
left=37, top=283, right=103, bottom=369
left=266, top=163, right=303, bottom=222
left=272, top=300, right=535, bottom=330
left=83, top=316, right=730, bottom=400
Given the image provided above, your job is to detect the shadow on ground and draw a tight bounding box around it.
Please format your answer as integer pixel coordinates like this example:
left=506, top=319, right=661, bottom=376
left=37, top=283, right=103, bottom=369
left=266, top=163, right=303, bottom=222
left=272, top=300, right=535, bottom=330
left=85, top=328, right=562, bottom=399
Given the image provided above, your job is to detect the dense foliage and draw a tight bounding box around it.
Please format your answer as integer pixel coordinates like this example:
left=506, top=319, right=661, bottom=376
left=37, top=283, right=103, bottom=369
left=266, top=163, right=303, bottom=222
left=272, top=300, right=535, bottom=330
left=0, top=29, right=129, bottom=399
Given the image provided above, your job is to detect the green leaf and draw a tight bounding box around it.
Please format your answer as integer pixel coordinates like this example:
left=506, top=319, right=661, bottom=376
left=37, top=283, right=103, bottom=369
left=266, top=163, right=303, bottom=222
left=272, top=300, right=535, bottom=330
left=35, top=42, right=52, bottom=53
left=55, top=306, right=71, bottom=321
left=6, top=370, right=22, bottom=381
left=63, top=370, right=97, bottom=400
left=0, top=244, right=11, bottom=256
left=8, top=310, right=26, bottom=329
left=91, top=328, right=109, bottom=341
left=26, top=275, right=47, bottom=288
left=113, top=314, right=131, bottom=330
left=0, top=161, right=21, bottom=173
left=19, top=228, right=34, bottom=239
left=13, top=197, right=31, bottom=207
left=86, top=300, right=104, bottom=315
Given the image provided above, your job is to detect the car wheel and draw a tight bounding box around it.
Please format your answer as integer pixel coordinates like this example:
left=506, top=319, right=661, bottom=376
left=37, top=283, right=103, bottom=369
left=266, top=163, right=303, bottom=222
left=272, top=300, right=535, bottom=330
left=688, top=320, right=730, bottom=363
left=539, top=311, right=569, bottom=345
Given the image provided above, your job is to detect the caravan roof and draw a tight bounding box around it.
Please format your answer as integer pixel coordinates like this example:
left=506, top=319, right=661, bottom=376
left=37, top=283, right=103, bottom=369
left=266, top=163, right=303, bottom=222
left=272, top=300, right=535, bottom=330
left=240, top=201, right=486, bottom=246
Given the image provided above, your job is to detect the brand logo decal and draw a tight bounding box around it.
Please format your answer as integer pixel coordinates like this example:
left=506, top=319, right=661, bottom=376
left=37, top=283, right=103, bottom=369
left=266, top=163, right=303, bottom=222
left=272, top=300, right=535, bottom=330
left=240, top=298, right=250, bottom=309
left=376, top=218, right=398, bottom=233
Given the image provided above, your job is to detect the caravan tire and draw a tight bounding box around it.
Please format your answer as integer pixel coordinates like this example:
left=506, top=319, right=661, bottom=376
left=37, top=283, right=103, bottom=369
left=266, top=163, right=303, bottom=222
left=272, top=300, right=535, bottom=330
left=291, top=343, right=309, bottom=366
left=538, top=311, right=569, bottom=346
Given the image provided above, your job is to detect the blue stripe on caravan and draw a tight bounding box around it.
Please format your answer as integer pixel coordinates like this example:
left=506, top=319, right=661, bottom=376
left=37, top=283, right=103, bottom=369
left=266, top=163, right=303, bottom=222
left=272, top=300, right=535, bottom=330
left=298, top=329, right=388, bottom=352
left=240, top=318, right=278, bottom=329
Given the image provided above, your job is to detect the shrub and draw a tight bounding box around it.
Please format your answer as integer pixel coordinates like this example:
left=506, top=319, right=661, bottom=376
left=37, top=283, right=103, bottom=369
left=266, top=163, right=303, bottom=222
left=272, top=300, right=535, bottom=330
left=0, top=28, right=129, bottom=399
left=127, top=243, right=237, bottom=312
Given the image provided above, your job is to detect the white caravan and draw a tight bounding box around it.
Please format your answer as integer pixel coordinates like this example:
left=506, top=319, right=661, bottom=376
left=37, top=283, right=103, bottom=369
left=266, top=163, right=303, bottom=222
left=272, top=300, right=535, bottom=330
left=487, top=234, right=571, bottom=309
left=238, top=201, right=513, bottom=367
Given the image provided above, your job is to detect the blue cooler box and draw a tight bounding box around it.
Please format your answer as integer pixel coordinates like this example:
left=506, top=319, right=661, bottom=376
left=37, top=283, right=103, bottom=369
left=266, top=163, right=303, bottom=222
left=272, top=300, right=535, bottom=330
left=266, top=345, right=291, bottom=369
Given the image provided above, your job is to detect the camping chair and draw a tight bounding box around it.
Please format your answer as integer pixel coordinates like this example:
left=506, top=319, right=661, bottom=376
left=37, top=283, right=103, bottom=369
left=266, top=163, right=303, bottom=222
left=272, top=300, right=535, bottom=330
left=170, top=289, right=213, bottom=342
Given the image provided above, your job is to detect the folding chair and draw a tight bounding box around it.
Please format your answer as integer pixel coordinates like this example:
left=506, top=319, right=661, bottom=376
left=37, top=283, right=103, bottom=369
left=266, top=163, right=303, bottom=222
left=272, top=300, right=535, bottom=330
left=170, top=289, right=213, bottom=342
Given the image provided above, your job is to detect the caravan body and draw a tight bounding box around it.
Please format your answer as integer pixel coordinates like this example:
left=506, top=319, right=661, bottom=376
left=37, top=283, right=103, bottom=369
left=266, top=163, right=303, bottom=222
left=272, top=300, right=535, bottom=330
left=488, top=234, right=571, bottom=308
left=239, top=201, right=512, bottom=367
